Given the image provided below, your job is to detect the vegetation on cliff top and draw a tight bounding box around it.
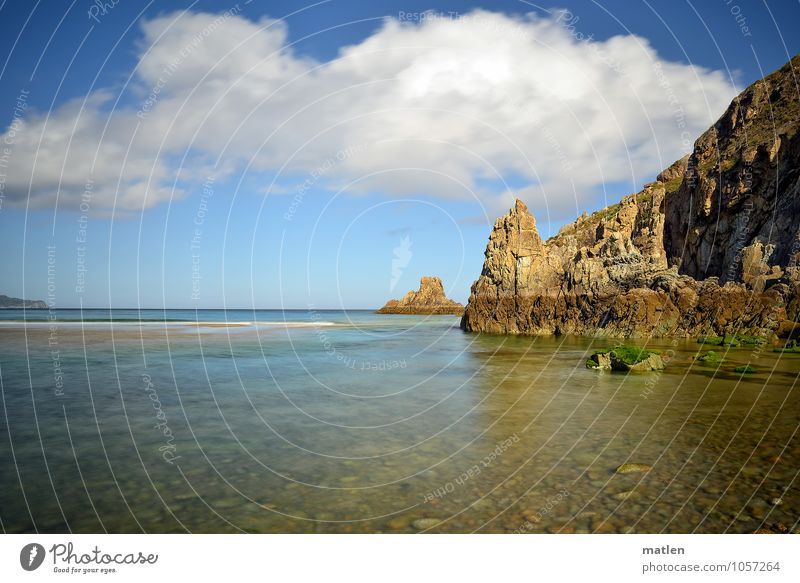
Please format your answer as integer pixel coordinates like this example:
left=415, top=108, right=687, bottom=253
left=662, top=175, right=683, bottom=194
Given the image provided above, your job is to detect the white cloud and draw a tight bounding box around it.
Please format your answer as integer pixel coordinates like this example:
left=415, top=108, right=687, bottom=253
left=1, top=9, right=737, bottom=218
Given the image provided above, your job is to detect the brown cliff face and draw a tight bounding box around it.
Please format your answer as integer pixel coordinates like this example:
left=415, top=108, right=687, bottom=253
left=377, top=276, right=464, bottom=315
left=462, top=54, right=800, bottom=338
left=664, top=54, right=800, bottom=285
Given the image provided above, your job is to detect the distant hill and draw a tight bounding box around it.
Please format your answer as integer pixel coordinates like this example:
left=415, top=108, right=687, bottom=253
left=0, top=294, right=47, bottom=308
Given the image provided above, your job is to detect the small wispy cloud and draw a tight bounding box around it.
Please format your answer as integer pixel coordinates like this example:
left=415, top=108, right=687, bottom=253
left=390, top=236, right=413, bottom=292
left=385, top=226, right=412, bottom=236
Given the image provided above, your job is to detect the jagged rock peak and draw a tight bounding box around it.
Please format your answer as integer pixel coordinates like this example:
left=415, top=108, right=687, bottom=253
left=377, top=276, right=464, bottom=315
left=490, top=199, right=543, bottom=255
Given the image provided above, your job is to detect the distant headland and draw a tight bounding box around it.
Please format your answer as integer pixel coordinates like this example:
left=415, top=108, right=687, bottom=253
left=0, top=294, right=47, bottom=310
left=0, top=294, right=47, bottom=309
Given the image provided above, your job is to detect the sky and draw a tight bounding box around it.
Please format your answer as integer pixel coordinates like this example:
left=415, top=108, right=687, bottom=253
left=0, top=0, right=798, bottom=309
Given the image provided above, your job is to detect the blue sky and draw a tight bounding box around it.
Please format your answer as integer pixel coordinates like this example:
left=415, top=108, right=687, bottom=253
left=1, top=0, right=798, bottom=309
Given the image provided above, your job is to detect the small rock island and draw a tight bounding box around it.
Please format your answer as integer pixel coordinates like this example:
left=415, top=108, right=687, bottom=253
left=377, top=276, right=464, bottom=315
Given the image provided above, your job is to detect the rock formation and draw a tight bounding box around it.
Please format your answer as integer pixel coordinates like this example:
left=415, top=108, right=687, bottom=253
left=586, top=348, right=665, bottom=371
left=378, top=276, right=464, bottom=315
left=462, top=54, right=800, bottom=338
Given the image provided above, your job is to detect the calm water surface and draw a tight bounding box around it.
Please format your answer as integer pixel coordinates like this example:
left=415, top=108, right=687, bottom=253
left=1, top=309, right=798, bottom=533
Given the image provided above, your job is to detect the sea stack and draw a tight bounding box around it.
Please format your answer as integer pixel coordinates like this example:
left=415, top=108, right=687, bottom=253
left=462, top=54, right=800, bottom=338
left=377, top=276, right=464, bottom=315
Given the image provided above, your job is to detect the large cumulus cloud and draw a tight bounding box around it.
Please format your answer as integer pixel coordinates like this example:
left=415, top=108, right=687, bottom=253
left=1, top=9, right=737, bottom=218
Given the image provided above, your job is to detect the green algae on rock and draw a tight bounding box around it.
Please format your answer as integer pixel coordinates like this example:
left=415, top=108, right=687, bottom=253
left=586, top=346, right=664, bottom=371
left=693, top=350, right=722, bottom=363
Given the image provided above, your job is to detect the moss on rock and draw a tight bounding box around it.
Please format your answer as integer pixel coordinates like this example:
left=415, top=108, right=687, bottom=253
left=694, top=350, right=722, bottom=363
left=734, top=365, right=757, bottom=374
left=586, top=346, right=663, bottom=371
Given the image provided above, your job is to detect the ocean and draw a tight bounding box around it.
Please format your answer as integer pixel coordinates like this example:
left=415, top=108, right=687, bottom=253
left=0, top=309, right=797, bottom=533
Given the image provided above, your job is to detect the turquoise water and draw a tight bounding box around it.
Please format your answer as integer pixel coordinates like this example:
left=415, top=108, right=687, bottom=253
left=0, top=309, right=798, bottom=533
left=0, top=308, right=351, bottom=324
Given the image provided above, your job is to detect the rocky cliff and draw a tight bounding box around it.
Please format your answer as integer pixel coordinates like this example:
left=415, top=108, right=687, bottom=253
left=665, top=55, right=800, bottom=284
left=462, top=54, right=800, bottom=338
left=378, top=276, right=464, bottom=315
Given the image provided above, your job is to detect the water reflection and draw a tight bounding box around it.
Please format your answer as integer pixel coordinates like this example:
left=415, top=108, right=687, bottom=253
left=0, top=320, right=797, bottom=533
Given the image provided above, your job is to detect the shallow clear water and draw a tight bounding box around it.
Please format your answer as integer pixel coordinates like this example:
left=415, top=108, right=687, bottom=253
left=1, top=309, right=798, bottom=533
